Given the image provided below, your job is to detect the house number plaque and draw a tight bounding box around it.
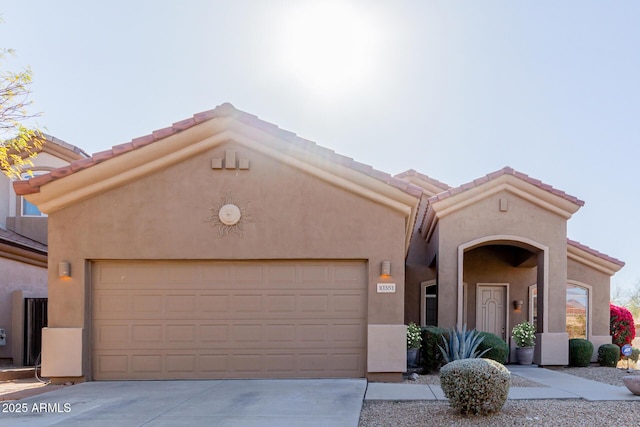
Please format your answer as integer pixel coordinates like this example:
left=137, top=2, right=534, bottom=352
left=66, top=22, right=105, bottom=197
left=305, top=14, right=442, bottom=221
left=376, top=283, right=396, bottom=293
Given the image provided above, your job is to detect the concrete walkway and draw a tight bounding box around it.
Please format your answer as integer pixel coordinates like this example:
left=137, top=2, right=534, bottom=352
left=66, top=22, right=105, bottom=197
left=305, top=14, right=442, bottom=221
left=365, top=366, right=640, bottom=402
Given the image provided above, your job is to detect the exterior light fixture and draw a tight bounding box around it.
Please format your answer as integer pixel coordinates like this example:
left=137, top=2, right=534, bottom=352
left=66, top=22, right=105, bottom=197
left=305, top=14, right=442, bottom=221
left=513, top=300, right=523, bottom=311
left=381, top=260, right=391, bottom=276
left=59, top=261, right=71, bottom=279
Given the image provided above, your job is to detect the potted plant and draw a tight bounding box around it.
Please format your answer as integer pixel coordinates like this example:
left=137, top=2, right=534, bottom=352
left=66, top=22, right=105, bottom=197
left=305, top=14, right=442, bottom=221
left=407, top=322, right=422, bottom=367
left=512, top=322, right=536, bottom=364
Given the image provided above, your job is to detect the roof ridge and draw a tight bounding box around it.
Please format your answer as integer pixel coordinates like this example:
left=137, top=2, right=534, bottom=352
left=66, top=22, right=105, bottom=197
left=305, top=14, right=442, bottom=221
left=428, top=166, right=585, bottom=206
left=14, top=103, right=423, bottom=199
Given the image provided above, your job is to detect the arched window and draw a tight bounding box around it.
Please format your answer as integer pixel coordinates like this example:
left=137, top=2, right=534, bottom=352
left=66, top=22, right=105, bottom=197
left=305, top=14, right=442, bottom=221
left=566, top=283, right=589, bottom=339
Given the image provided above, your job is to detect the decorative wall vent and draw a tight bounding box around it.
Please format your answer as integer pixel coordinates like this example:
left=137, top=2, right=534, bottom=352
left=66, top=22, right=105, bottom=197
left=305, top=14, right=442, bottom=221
left=211, top=149, right=249, bottom=170
left=205, top=190, right=252, bottom=237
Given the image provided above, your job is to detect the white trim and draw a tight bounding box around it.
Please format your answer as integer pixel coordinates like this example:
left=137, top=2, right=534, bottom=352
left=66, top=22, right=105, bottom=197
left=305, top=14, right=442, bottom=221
left=420, top=280, right=436, bottom=326
left=475, top=283, right=509, bottom=340
left=457, top=235, right=549, bottom=333
left=567, top=280, right=592, bottom=340
left=462, top=282, right=468, bottom=326
left=528, top=284, right=537, bottom=326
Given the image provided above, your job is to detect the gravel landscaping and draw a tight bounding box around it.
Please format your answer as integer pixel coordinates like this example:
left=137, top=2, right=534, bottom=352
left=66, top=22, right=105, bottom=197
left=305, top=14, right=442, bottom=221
left=362, top=366, right=640, bottom=427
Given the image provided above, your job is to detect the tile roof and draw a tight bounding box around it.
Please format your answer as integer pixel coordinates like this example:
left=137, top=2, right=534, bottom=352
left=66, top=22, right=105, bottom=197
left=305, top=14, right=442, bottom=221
left=41, top=133, right=90, bottom=158
left=14, top=103, right=423, bottom=199
left=0, top=228, right=47, bottom=254
left=427, top=166, right=585, bottom=207
left=567, top=238, right=625, bottom=267
left=394, top=169, right=451, bottom=191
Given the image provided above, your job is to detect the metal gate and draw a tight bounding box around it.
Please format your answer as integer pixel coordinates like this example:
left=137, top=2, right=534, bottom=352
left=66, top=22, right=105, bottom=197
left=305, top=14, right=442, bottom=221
left=24, top=298, right=47, bottom=366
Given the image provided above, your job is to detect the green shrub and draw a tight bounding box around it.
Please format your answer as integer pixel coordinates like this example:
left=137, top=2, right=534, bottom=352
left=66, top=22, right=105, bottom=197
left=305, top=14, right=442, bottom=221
left=631, top=348, right=640, bottom=363
left=439, top=358, right=510, bottom=415
left=477, top=332, right=509, bottom=364
left=568, top=338, right=593, bottom=367
left=597, top=344, right=620, bottom=367
left=420, top=326, right=449, bottom=372
left=439, top=325, right=491, bottom=363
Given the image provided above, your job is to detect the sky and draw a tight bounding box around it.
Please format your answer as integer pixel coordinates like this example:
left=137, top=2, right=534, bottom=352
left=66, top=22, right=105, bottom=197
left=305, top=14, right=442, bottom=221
left=1, top=1, right=639, bottom=295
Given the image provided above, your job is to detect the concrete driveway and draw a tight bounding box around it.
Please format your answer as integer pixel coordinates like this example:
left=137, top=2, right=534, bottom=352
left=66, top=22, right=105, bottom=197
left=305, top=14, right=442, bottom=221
left=0, top=379, right=367, bottom=427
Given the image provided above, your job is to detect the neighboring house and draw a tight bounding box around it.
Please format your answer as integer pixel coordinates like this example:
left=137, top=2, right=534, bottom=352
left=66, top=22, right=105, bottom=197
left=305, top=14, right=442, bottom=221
left=0, top=135, right=88, bottom=365
left=14, top=104, right=623, bottom=382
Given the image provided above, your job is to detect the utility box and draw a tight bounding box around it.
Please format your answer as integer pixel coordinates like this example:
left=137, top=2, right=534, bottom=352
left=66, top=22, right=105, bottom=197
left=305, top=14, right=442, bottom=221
left=0, top=328, right=6, bottom=346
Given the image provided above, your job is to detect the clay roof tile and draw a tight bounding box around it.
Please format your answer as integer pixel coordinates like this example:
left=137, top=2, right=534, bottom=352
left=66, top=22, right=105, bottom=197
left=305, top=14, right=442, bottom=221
left=567, top=238, right=625, bottom=267
left=50, top=166, right=74, bottom=179
left=152, top=126, right=176, bottom=140
left=92, top=149, right=115, bottom=163
left=112, top=143, right=135, bottom=156
left=172, top=118, right=197, bottom=131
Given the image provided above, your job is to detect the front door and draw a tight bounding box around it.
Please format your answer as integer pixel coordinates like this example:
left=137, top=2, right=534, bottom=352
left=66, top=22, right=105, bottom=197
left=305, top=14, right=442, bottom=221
left=476, top=284, right=507, bottom=340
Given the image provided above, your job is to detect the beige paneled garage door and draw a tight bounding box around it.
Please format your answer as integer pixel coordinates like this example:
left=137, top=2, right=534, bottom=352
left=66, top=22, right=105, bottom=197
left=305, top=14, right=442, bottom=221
left=92, top=260, right=366, bottom=380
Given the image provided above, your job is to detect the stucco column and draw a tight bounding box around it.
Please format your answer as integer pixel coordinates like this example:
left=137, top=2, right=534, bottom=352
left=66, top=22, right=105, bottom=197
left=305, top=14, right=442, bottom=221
left=534, top=249, right=569, bottom=366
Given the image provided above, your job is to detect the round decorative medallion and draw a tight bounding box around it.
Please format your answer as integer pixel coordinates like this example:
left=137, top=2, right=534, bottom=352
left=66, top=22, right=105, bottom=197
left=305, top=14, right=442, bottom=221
left=218, top=204, right=242, bottom=225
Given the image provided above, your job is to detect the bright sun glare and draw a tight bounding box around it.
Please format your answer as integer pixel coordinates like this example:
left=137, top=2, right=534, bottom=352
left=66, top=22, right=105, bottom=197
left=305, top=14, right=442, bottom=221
left=278, top=1, right=380, bottom=97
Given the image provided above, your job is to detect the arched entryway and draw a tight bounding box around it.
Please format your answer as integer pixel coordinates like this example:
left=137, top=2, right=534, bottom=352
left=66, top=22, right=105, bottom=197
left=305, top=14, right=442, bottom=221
left=457, top=235, right=550, bottom=363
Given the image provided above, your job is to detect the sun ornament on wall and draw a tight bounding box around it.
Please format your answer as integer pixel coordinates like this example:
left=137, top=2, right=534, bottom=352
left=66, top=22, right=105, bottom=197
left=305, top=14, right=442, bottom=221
left=205, top=190, right=253, bottom=237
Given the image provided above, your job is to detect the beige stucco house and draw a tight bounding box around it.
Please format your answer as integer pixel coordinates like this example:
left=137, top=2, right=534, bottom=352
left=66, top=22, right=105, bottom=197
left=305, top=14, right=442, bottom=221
left=1, top=135, right=87, bottom=365
left=14, top=104, right=624, bottom=382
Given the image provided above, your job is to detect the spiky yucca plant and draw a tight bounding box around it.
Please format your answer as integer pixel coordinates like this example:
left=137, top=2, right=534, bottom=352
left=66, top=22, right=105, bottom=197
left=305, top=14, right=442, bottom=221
left=438, top=325, right=491, bottom=363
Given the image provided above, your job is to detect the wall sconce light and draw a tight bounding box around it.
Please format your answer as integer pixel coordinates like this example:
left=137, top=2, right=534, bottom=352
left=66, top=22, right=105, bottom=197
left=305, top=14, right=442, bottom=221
left=513, top=300, right=523, bottom=311
left=381, top=260, right=391, bottom=276
left=58, top=261, right=71, bottom=279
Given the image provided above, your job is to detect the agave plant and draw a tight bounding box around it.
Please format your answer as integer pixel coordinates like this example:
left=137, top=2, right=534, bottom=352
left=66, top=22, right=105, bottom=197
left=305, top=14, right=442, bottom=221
left=439, top=325, right=492, bottom=363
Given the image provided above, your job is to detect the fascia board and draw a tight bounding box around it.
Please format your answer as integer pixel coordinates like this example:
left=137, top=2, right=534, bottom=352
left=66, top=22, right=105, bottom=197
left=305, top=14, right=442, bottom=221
left=567, top=245, right=622, bottom=276
left=431, top=176, right=581, bottom=220
left=227, top=120, right=420, bottom=209
left=0, top=243, right=47, bottom=268
left=24, top=118, right=232, bottom=214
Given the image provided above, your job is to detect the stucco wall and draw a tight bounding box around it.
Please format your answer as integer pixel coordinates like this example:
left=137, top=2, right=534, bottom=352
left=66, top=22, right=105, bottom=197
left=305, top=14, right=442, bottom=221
left=45, top=141, right=411, bottom=376
left=0, top=257, right=47, bottom=360
left=435, top=189, right=569, bottom=333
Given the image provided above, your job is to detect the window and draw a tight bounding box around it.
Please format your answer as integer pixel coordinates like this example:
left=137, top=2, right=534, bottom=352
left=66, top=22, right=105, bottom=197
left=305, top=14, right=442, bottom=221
left=566, top=283, right=589, bottom=339
left=20, top=172, right=47, bottom=217
left=420, top=281, right=437, bottom=326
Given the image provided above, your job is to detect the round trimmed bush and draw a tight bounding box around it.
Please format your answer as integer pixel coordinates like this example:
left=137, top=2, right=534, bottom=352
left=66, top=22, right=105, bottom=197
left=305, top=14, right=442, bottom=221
left=477, top=332, right=509, bottom=364
left=597, top=344, right=620, bottom=367
left=568, top=338, right=593, bottom=367
left=439, top=358, right=510, bottom=415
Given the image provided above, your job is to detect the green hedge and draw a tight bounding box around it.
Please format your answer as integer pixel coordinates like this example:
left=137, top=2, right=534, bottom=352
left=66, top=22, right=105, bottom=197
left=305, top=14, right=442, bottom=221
left=597, top=344, right=620, bottom=367
left=477, top=332, right=509, bottom=364
left=568, top=338, right=593, bottom=367
left=421, top=326, right=449, bottom=372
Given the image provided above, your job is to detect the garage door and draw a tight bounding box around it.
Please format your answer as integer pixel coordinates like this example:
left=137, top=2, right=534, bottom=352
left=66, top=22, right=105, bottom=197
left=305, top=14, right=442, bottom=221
left=92, top=260, right=367, bottom=380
